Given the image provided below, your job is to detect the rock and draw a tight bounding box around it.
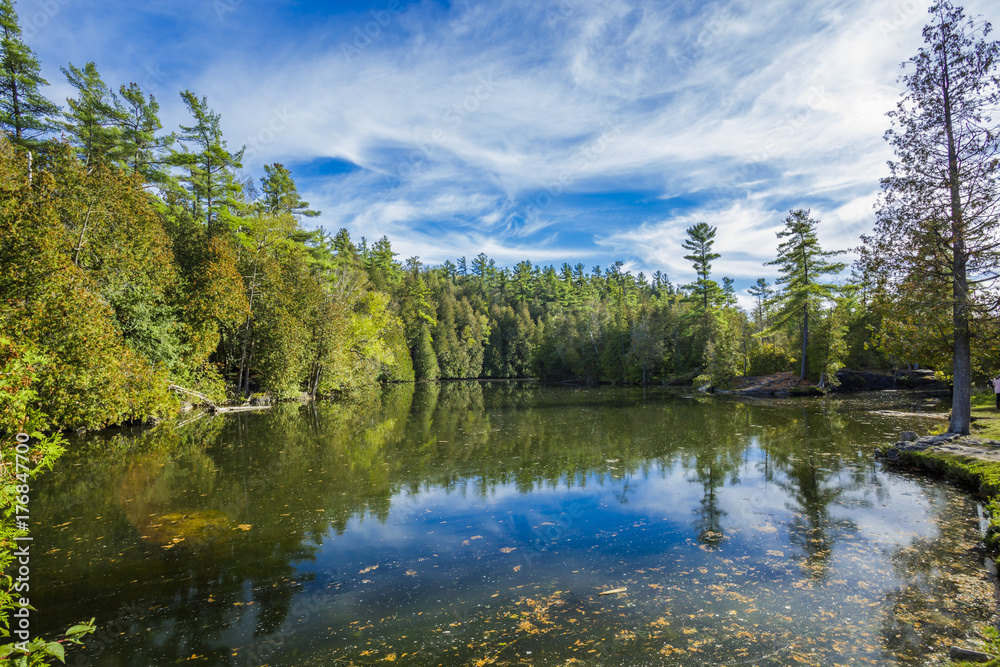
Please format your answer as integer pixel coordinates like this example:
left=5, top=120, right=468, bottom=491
left=901, top=431, right=917, bottom=442
left=949, top=646, right=995, bottom=662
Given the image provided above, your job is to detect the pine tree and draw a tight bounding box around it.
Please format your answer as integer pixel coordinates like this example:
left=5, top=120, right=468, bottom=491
left=681, top=222, right=722, bottom=311
left=116, top=82, right=174, bottom=185
left=747, top=278, right=772, bottom=331
left=260, top=162, right=319, bottom=217
left=0, top=0, right=57, bottom=147
left=171, top=91, right=244, bottom=234
left=721, top=277, right=737, bottom=308
left=57, top=62, right=121, bottom=166
left=766, top=210, right=845, bottom=380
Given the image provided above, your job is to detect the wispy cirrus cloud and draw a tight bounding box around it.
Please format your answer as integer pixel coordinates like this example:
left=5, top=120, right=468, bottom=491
left=20, top=0, right=1000, bottom=293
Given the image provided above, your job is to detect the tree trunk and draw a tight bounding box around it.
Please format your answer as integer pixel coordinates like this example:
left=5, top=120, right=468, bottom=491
left=800, top=309, right=808, bottom=380
left=942, top=40, right=971, bottom=435
left=238, top=266, right=258, bottom=396
left=950, top=286, right=972, bottom=435
left=243, top=338, right=255, bottom=395
left=237, top=314, right=252, bottom=395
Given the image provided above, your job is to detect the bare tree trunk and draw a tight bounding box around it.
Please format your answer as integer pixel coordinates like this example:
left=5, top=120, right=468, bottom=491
left=943, top=44, right=971, bottom=435
left=238, top=266, right=258, bottom=396
left=243, top=338, right=255, bottom=395
left=73, top=200, right=95, bottom=267
left=800, top=309, right=808, bottom=380
left=310, top=364, right=322, bottom=398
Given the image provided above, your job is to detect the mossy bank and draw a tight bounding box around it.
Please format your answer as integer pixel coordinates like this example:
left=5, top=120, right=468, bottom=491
left=877, top=395, right=1000, bottom=665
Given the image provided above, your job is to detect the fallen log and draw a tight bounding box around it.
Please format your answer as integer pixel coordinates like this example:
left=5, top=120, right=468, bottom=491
left=209, top=405, right=272, bottom=414
left=870, top=410, right=949, bottom=420
left=168, top=384, right=217, bottom=409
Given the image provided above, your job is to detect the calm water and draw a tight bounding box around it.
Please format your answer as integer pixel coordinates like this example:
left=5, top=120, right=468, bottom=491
left=30, top=383, right=997, bottom=666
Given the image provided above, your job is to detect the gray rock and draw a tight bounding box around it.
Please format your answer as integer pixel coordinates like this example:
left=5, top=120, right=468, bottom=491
left=901, top=431, right=918, bottom=442
left=949, top=646, right=995, bottom=662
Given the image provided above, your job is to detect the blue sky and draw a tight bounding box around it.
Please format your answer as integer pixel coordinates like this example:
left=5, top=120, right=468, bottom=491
left=17, top=0, right=1000, bottom=303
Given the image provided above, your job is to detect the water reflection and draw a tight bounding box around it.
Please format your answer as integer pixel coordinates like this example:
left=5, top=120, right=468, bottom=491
left=32, top=384, right=995, bottom=666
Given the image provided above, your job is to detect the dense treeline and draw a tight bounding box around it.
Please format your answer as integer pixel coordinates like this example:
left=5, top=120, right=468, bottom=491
left=2, top=0, right=1000, bottom=437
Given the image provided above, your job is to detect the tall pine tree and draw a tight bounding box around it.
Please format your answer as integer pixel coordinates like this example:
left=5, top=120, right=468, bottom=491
left=57, top=61, right=120, bottom=166
left=0, top=0, right=57, bottom=147
left=766, top=210, right=845, bottom=380
left=171, top=91, right=244, bottom=234
left=681, top=222, right=722, bottom=311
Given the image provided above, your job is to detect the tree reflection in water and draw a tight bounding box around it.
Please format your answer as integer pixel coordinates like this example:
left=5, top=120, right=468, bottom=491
left=30, top=384, right=996, bottom=666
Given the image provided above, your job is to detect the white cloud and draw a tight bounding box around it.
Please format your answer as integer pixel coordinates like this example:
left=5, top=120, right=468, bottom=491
left=21, top=0, right=1000, bottom=277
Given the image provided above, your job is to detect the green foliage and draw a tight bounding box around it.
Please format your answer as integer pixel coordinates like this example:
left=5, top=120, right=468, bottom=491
left=484, top=305, right=535, bottom=378
left=260, top=163, right=319, bottom=217
left=703, top=309, right=745, bottom=388
left=116, top=82, right=174, bottom=184
left=748, top=342, right=794, bottom=377
left=0, top=336, right=95, bottom=664
left=56, top=61, right=120, bottom=166
left=0, top=138, right=174, bottom=429
left=681, top=222, right=722, bottom=312
left=766, top=210, right=846, bottom=381
left=412, top=323, right=440, bottom=381
left=0, top=0, right=56, bottom=147
left=170, top=91, right=244, bottom=234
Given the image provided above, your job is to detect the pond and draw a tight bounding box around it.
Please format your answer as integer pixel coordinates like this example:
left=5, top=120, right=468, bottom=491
left=31, top=383, right=997, bottom=666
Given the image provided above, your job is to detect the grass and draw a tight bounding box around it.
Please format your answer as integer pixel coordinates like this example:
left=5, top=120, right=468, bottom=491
left=971, top=393, right=1000, bottom=441
left=952, top=626, right=1000, bottom=667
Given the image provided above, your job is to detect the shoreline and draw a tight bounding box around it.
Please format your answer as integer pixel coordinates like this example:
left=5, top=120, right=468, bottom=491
left=878, top=433, right=1000, bottom=664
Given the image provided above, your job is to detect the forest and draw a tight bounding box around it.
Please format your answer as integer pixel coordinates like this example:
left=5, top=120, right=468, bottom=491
left=1, top=0, right=999, bottom=440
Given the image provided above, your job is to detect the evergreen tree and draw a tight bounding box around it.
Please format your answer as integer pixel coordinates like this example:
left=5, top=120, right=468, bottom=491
left=0, top=0, right=57, bottom=147
left=260, top=162, right=319, bottom=217
left=681, top=222, right=722, bottom=311
left=859, top=1, right=1000, bottom=434
left=57, top=61, right=120, bottom=166
left=171, top=91, right=244, bottom=234
left=471, top=252, right=490, bottom=278
left=766, top=210, right=846, bottom=380
left=331, top=227, right=360, bottom=267
left=747, top=278, right=773, bottom=331
left=721, top=277, right=737, bottom=308
left=413, top=322, right=440, bottom=381
left=116, top=82, right=174, bottom=185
